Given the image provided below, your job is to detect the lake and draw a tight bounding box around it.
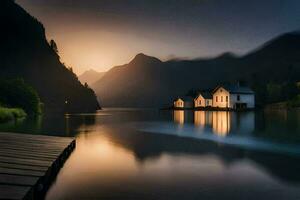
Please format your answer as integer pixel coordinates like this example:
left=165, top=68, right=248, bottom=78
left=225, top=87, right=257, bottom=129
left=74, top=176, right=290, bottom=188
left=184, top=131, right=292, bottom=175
left=1, top=108, right=300, bottom=200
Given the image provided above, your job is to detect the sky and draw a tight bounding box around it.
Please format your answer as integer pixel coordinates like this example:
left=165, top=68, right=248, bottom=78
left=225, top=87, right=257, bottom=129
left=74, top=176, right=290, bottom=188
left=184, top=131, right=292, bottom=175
left=17, top=0, right=300, bottom=74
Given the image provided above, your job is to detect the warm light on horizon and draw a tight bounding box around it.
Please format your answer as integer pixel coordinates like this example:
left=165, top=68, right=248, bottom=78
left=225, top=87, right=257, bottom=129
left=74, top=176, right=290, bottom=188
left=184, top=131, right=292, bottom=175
left=17, top=0, right=300, bottom=75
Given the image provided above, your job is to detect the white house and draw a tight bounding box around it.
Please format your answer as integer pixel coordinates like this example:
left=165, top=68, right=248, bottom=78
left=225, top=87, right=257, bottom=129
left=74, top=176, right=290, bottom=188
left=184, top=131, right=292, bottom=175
left=212, top=84, right=255, bottom=109
left=174, top=98, right=184, bottom=108
left=174, top=97, right=194, bottom=109
left=194, top=92, right=213, bottom=108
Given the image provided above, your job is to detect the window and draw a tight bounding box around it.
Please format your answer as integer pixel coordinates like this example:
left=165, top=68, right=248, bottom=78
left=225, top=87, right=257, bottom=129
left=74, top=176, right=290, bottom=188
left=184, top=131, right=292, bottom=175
left=226, top=96, right=228, bottom=102
left=199, top=100, right=201, bottom=105
left=221, top=96, right=223, bottom=102
left=237, top=95, right=240, bottom=101
left=216, top=96, right=218, bottom=102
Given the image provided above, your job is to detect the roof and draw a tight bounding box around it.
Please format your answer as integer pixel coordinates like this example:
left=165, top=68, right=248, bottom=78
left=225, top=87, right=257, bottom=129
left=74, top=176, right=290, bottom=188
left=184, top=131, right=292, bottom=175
left=174, top=97, right=183, bottom=102
left=195, top=91, right=213, bottom=99
left=213, top=84, right=254, bottom=94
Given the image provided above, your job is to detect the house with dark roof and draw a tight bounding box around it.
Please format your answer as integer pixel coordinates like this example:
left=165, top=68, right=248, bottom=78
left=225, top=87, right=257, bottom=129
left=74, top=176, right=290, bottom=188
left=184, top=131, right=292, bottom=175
left=194, top=91, right=213, bottom=108
left=212, top=84, right=255, bottom=109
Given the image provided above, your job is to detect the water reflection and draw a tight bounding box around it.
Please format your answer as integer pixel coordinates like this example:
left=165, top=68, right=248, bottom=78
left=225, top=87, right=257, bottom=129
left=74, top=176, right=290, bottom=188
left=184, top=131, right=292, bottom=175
left=173, top=110, right=184, bottom=125
left=46, top=119, right=300, bottom=200
left=0, top=109, right=300, bottom=199
left=194, top=111, right=206, bottom=126
left=212, top=111, right=231, bottom=136
left=176, top=111, right=255, bottom=137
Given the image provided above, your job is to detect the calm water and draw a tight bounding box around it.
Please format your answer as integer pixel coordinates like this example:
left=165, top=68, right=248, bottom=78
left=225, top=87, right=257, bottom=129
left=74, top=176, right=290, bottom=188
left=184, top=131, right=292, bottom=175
left=1, top=108, right=300, bottom=200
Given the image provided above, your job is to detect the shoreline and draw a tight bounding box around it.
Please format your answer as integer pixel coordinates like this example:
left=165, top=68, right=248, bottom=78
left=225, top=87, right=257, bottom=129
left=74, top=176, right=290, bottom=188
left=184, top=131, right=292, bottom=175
left=0, top=107, right=27, bottom=123
left=160, top=106, right=256, bottom=112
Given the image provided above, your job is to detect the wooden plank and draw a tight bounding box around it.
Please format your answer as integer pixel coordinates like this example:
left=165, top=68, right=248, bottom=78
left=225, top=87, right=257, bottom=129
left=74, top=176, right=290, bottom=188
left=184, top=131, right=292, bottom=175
left=0, top=146, right=64, bottom=154
left=0, top=152, right=57, bottom=162
left=0, top=174, right=38, bottom=186
left=0, top=132, right=75, bottom=200
left=0, top=185, right=31, bottom=200
left=0, top=140, right=71, bottom=148
left=0, top=132, right=73, bottom=143
left=0, top=135, right=73, bottom=143
left=0, top=162, right=48, bottom=172
left=0, top=137, right=73, bottom=145
left=0, top=145, right=65, bottom=153
left=0, top=156, right=53, bottom=167
left=0, top=167, right=44, bottom=177
left=0, top=149, right=60, bottom=159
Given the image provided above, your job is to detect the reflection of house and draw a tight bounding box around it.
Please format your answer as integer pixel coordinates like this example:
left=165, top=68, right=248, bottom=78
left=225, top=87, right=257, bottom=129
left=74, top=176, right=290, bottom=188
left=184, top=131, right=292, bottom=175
left=212, top=111, right=231, bottom=136
left=194, top=92, right=212, bottom=108
left=174, top=97, right=194, bottom=109
left=175, top=110, right=254, bottom=137
left=194, top=111, right=212, bottom=126
left=174, top=110, right=184, bottom=124
left=212, top=84, right=255, bottom=109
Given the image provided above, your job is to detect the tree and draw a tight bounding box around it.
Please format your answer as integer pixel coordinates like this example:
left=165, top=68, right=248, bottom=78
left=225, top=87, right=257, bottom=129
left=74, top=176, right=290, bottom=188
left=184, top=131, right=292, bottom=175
left=0, top=79, right=41, bottom=114
left=50, top=39, right=58, bottom=53
left=266, top=83, right=282, bottom=103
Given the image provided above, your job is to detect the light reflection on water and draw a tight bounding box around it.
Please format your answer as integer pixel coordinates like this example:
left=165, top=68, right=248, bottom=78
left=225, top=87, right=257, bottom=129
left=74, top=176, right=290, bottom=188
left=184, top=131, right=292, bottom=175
left=138, top=110, right=300, bottom=155
left=47, top=124, right=300, bottom=200
left=0, top=108, right=300, bottom=199
left=178, top=110, right=253, bottom=137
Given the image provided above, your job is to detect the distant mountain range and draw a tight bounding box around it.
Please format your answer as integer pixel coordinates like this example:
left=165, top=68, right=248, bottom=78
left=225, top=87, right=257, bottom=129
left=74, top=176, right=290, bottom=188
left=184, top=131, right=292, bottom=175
left=0, top=0, right=100, bottom=113
left=79, top=69, right=106, bottom=86
left=92, top=31, right=300, bottom=107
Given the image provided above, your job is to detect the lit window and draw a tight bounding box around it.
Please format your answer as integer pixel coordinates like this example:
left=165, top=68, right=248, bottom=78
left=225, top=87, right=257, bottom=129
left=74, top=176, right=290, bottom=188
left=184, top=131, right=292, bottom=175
left=221, top=96, right=223, bottom=102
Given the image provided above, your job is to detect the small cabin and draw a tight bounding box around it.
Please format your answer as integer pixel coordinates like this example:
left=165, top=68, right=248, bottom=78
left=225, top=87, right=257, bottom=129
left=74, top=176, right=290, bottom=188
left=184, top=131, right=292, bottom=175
left=194, top=92, right=212, bottom=108
left=212, top=84, right=255, bottom=109
left=174, top=98, right=184, bottom=108
left=174, top=96, right=194, bottom=109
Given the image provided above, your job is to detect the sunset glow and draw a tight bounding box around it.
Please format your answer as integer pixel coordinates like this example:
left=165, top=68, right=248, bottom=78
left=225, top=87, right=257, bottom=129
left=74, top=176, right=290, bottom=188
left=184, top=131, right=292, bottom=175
left=16, top=0, right=300, bottom=74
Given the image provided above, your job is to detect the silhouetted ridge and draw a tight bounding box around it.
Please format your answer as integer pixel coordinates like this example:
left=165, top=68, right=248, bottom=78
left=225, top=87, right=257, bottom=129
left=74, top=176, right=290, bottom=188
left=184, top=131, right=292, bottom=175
left=93, top=31, right=300, bottom=107
left=129, top=53, right=162, bottom=66
left=0, top=0, right=100, bottom=113
left=215, top=52, right=238, bottom=59
left=79, top=69, right=106, bottom=85
left=246, top=31, right=300, bottom=58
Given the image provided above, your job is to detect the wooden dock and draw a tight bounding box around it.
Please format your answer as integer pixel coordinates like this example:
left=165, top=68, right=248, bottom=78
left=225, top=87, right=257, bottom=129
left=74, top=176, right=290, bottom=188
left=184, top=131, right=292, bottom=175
left=0, top=132, right=76, bottom=200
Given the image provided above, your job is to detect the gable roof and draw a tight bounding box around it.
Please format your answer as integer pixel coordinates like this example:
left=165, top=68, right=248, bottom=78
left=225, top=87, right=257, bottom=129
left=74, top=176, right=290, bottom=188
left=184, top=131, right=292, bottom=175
left=213, top=84, right=254, bottom=94
left=174, top=97, right=183, bottom=102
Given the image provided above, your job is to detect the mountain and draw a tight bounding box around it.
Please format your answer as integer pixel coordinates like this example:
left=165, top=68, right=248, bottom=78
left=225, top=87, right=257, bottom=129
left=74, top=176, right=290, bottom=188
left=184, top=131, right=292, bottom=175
left=0, top=0, right=100, bottom=113
left=79, top=69, right=105, bottom=86
left=93, top=32, right=300, bottom=107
